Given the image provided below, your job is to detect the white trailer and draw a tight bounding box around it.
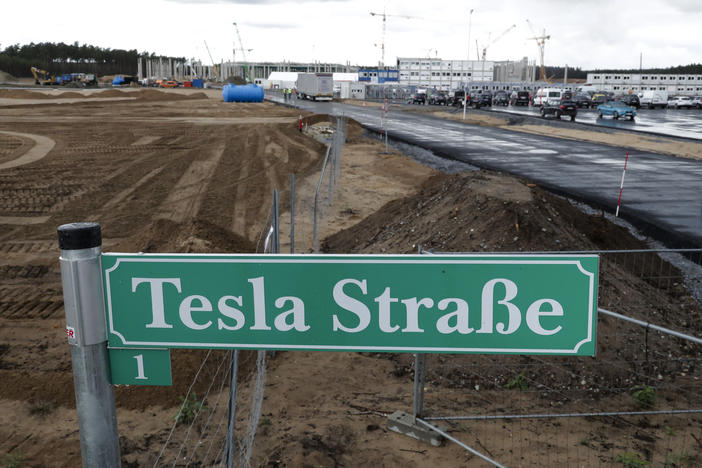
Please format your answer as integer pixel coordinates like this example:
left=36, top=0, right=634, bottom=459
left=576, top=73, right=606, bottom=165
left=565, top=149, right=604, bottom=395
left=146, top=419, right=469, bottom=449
left=296, top=73, right=333, bottom=101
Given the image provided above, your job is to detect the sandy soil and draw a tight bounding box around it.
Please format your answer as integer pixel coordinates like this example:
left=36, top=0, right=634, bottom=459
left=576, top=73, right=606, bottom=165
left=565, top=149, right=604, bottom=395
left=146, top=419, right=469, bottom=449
left=0, top=89, right=699, bottom=467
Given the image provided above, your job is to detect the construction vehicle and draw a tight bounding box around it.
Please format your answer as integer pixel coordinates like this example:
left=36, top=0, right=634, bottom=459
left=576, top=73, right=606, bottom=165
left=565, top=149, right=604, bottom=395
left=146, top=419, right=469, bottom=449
left=30, top=67, right=58, bottom=86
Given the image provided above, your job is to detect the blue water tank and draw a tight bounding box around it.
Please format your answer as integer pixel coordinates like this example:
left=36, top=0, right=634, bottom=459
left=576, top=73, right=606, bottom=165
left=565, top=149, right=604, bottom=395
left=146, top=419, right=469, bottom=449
left=222, top=84, right=263, bottom=103
left=192, top=78, right=204, bottom=88
left=113, top=76, right=125, bottom=86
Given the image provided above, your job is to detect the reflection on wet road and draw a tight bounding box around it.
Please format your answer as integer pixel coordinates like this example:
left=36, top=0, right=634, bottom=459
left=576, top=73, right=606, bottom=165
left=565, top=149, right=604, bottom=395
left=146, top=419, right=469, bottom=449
left=268, top=93, right=702, bottom=247
left=492, top=105, right=702, bottom=140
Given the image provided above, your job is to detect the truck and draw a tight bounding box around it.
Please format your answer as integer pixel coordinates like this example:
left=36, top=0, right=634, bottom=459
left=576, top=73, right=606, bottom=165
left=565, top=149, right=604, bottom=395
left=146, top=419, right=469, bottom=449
left=638, top=90, right=668, bottom=109
left=296, top=73, right=333, bottom=101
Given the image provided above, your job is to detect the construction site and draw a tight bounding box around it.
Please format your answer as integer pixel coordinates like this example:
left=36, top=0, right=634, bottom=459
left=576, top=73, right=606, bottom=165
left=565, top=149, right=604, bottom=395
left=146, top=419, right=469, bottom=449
left=2, top=3, right=702, bottom=467
left=0, top=80, right=699, bottom=467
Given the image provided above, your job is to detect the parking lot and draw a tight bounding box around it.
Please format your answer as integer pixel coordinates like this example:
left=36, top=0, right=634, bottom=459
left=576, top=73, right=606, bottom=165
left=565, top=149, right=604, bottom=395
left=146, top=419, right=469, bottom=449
left=493, top=104, right=702, bottom=140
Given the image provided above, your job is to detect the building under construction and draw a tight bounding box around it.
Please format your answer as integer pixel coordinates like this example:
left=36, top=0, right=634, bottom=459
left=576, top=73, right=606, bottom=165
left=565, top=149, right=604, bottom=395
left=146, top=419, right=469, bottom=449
left=136, top=57, right=355, bottom=82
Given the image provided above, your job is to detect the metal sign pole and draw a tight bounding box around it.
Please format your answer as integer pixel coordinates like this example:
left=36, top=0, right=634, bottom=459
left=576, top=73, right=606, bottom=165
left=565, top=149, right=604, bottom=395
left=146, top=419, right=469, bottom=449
left=58, top=222, right=120, bottom=468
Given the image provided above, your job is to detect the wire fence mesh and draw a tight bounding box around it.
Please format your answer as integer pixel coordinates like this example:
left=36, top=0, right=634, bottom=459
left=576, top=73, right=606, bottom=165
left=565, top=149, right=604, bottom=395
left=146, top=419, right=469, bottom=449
left=278, top=116, right=346, bottom=254
left=410, top=248, right=702, bottom=466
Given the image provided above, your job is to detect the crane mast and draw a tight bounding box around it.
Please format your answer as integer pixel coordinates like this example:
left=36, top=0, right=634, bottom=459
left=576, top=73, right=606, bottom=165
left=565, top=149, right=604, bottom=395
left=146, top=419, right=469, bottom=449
left=233, top=22, right=253, bottom=82
left=369, top=9, right=416, bottom=68
left=526, top=20, right=550, bottom=81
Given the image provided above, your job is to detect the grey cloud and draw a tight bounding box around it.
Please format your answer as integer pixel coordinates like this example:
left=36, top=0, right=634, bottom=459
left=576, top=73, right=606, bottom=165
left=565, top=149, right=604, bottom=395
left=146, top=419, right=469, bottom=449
left=667, top=0, right=702, bottom=13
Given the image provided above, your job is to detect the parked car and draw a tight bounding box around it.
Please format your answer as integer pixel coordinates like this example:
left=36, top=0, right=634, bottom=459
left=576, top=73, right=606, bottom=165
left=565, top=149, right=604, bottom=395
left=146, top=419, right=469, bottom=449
left=572, top=94, right=592, bottom=108
left=618, top=94, right=640, bottom=109
left=691, top=96, right=702, bottom=109
left=591, top=93, right=609, bottom=106
left=493, top=91, right=510, bottom=106
left=540, top=99, right=577, bottom=121
left=597, top=101, right=636, bottom=120
left=449, top=90, right=466, bottom=107
left=410, top=92, right=427, bottom=104
left=510, top=91, right=530, bottom=106
left=469, top=90, right=492, bottom=109
left=667, top=96, right=693, bottom=109
left=427, top=92, right=447, bottom=105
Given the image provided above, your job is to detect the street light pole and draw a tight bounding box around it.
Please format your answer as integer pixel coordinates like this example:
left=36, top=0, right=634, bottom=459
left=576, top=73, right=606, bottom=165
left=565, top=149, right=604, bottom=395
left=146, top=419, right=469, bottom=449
left=463, top=8, right=474, bottom=120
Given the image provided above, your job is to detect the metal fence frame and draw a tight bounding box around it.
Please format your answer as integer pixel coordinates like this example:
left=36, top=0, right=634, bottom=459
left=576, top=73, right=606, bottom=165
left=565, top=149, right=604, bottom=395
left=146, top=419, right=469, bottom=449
left=406, top=247, right=702, bottom=466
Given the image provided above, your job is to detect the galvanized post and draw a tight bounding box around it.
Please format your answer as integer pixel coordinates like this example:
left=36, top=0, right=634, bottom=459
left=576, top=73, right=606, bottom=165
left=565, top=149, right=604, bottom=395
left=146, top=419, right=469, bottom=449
left=313, top=145, right=331, bottom=254
left=290, top=173, right=295, bottom=254
left=225, top=349, right=240, bottom=468
left=58, top=222, right=120, bottom=468
left=273, top=189, right=280, bottom=254
left=413, top=353, right=427, bottom=419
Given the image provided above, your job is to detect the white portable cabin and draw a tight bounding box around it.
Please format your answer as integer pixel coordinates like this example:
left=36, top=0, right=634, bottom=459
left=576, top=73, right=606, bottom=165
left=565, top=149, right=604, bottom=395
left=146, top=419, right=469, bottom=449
left=267, top=71, right=299, bottom=89
left=339, top=82, right=366, bottom=99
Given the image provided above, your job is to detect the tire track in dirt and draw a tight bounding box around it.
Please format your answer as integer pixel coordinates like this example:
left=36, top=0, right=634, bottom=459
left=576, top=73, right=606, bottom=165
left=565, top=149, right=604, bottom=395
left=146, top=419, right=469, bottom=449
left=102, top=166, right=166, bottom=211
left=0, top=130, right=55, bottom=170
left=157, top=138, right=226, bottom=223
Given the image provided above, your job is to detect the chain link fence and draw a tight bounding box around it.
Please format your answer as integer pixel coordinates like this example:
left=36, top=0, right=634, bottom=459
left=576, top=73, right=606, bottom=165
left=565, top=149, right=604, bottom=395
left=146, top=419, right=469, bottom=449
left=404, top=248, right=702, bottom=466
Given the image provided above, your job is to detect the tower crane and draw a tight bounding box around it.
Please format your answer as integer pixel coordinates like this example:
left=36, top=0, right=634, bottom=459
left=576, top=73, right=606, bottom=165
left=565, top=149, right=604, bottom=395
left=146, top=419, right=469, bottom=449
left=369, top=9, right=417, bottom=68
left=526, top=19, right=550, bottom=82
left=481, top=24, right=516, bottom=61
left=233, top=22, right=253, bottom=82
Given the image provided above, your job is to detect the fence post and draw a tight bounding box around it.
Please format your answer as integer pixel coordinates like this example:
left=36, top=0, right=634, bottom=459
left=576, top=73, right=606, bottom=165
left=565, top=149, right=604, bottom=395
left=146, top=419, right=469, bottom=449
left=413, top=353, right=427, bottom=419
left=225, top=350, right=240, bottom=468
left=57, top=222, right=120, bottom=468
left=273, top=189, right=280, bottom=254
left=313, top=145, right=332, bottom=253
left=290, top=173, right=295, bottom=254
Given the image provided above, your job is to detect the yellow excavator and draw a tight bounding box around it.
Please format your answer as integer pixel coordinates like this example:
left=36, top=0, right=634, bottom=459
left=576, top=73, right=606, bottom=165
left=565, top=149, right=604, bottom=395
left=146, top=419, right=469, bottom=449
left=30, top=67, right=58, bottom=85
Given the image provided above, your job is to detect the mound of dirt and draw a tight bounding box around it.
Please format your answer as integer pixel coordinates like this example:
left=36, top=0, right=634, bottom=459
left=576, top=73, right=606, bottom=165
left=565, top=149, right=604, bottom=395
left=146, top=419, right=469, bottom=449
left=114, top=218, right=256, bottom=254
left=0, top=71, right=17, bottom=82
left=323, top=171, right=648, bottom=254
left=0, top=89, right=52, bottom=99
left=323, top=170, right=702, bottom=402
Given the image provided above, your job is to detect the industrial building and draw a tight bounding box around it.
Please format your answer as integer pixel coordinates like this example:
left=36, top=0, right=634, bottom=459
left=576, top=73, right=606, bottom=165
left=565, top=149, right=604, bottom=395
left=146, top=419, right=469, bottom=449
left=396, top=57, right=536, bottom=89
left=136, top=57, right=354, bottom=82
left=583, top=73, right=702, bottom=95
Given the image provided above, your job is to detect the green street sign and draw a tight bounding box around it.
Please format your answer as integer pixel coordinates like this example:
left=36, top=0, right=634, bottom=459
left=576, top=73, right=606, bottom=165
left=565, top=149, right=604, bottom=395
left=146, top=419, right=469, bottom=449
left=102, top=254, right=598, bottom=355
left=108, top=348, right=172, bottom=386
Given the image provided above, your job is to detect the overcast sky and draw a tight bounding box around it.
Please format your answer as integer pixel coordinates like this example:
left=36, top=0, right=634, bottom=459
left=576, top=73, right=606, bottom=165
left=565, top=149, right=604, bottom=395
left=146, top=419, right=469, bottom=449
left=3, top=0, right=701, bottom=70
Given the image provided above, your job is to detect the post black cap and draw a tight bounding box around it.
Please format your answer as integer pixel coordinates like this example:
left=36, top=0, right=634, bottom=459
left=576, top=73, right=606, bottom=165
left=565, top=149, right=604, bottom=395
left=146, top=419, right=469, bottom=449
left=58, top=222, right=102, bottom=250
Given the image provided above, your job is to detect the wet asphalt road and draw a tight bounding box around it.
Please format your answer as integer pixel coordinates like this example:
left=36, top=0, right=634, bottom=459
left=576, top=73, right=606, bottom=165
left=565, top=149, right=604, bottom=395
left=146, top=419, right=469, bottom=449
left=491, top=105, right=702, bottom=140
left=270, top=94, right=702, bottom=248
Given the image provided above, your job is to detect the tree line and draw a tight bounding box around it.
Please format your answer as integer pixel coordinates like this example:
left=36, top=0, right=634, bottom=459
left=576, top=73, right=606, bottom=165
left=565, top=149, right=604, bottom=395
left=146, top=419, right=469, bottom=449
left=0, top=41, right=184, bottom=77
left=545, top=64, right=702, bottom=80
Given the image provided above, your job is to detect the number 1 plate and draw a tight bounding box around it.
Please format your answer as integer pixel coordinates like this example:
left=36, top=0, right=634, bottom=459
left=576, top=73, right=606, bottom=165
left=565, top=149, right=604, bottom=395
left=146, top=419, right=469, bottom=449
left=109, top=348, right=172, bottom=386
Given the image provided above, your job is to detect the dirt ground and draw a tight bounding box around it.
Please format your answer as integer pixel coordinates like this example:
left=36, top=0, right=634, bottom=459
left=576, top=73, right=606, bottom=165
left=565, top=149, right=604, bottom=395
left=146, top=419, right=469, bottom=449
left=0, top=89, right=700, bottom=467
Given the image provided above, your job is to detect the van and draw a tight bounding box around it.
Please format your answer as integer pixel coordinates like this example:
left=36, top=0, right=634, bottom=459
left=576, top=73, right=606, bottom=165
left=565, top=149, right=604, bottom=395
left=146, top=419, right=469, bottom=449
left=638, top=90, right=668, bottom=109
left=533, top=88, right=565, bottom=107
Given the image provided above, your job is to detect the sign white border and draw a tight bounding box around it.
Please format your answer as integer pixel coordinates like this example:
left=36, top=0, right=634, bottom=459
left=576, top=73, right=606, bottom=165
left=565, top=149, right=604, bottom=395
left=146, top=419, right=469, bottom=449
left=104, top=254, right=597, bottom=354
